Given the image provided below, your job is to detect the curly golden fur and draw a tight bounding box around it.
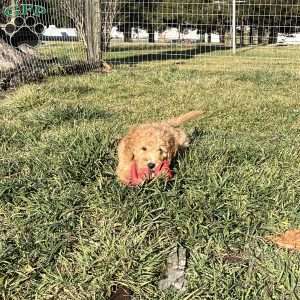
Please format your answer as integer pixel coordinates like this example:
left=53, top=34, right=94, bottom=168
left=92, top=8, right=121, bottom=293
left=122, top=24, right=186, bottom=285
left=116, top=111, right=204, bottom=184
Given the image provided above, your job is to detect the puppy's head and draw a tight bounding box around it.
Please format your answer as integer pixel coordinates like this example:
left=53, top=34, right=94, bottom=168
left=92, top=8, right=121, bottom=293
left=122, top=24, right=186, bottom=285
left=129, top=126, right=176, bottom=171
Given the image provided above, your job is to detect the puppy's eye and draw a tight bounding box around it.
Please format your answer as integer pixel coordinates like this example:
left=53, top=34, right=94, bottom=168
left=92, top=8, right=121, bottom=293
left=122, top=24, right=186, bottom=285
left=141, top=147, right=147, bottom=151
left=159, top=148, right=164, bottom=153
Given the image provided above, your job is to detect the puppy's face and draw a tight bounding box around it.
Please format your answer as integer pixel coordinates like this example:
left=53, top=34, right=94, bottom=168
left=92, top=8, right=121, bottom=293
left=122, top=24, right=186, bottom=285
left=132, top=128, right=176, bottom=171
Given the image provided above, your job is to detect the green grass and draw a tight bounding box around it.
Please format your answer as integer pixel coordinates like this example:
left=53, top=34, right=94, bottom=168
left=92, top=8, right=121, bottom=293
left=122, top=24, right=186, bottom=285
left=38, top=41, right=88, bottom=61
left=1, top=46, right=300, bottom=299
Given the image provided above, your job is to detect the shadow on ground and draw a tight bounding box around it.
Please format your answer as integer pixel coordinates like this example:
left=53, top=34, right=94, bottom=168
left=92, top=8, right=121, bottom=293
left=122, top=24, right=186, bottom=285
left=107, top=44, right=231, bottom=65
left=108, top=44, right=173, bottom=53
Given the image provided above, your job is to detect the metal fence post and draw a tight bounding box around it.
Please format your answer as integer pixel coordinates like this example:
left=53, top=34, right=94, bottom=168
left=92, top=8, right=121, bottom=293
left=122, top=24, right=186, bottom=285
left=232, top=0, right=236, bottom=54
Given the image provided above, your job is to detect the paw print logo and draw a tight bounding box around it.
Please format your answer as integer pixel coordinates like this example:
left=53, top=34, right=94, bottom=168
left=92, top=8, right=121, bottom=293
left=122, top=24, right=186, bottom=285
left=4, top=15, right=45, bottom=48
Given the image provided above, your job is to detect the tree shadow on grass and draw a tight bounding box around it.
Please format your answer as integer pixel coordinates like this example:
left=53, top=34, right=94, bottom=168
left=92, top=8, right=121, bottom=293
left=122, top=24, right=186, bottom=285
left=108, top=43, right=175, bottom=53
left=107, top=44, right=231, bottom=65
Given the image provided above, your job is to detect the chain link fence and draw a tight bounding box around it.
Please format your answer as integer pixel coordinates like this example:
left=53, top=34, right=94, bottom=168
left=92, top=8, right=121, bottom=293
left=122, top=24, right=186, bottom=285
left=1, top=0, right=299, bottom=89
left=102, top=0, right=300, bottom=65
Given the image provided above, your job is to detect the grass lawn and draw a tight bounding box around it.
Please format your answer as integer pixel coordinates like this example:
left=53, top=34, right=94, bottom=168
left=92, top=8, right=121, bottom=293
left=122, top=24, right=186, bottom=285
left=1, top=46, right=300, bottom=299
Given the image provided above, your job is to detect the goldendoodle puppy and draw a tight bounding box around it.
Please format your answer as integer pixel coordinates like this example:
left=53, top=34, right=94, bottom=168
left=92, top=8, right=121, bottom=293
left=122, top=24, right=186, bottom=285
left=116, top=111, right=204, bottom=185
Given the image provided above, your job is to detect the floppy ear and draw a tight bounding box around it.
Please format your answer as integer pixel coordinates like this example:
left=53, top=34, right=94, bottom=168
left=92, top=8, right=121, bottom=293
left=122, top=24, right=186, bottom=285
left=116, top=135, right=134, bottom=183
left=117, top=136, right=134, bottom=163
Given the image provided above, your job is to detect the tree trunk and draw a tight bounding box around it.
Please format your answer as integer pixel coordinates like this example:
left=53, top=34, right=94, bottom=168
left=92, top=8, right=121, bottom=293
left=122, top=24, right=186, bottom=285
left=208, top=32, right=211, bottom=43
left=257, top=27, right=263, bottom=44
left=0, top=36, right=110, bottom=90
left=219, top=26, right=225, bottom=44
left=268, top=25, right=278, bottom=44
left=100, top=32, right=110, bottom=52
left=85, top=0, right=101, bottom=62
left=148, top=26, right=155, bottom=43
left=0, top=37, right=41, bottom=90
left=124, top=24, right=132, bottom=42
left=239, top=18, right=244, bottom=48
left=249, top=25, right=254, bottom=45
left=0, top=38, right=27, bottom=72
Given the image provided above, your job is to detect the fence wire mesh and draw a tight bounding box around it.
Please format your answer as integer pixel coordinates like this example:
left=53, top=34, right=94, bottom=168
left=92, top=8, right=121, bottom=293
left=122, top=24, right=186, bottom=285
left=102, top=0, right=300, bottom=64
left=1, top=0, right=300, bottom=89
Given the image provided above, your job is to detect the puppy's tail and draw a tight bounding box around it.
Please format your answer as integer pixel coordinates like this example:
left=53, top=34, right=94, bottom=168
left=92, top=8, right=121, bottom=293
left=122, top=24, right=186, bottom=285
left=166, top=110, right=204, bottom=127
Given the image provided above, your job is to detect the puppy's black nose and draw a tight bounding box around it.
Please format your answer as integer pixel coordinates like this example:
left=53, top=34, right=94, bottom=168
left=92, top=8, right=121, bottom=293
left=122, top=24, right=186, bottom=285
left=147, top=162, right=156, bottom=169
